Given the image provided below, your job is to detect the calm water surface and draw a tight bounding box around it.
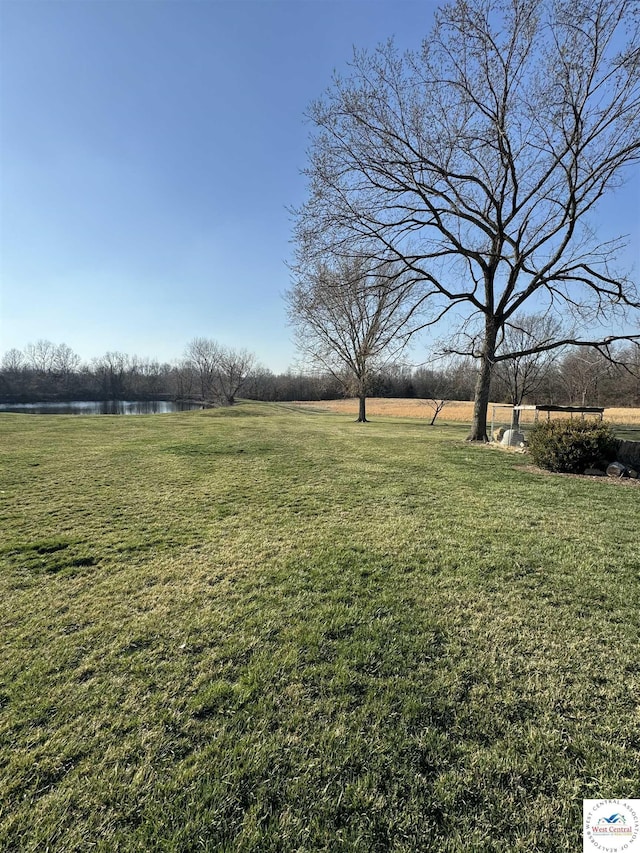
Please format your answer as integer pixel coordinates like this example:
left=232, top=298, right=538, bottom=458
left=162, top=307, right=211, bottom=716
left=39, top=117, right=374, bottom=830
left=0, top=400, right=204, bottom=415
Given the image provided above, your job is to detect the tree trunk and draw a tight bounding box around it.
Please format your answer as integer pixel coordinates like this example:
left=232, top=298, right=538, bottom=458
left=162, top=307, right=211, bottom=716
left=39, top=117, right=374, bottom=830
left=467, top=318, right=499, bottom=441
left=356, top=394, right=368, bottom=422
left=429, top=400, right=446, bottom=425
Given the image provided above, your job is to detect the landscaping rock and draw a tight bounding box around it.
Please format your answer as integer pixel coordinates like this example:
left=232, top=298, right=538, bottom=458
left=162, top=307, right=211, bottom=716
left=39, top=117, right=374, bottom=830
left=501, top=429, right=525, bottom=447
left=628, top=468, right=638, bottom=479
left=606, top=461, right=628, bottom=478
left=584, top=467, right=606, bottom=477
left=617, top=440, right=640, bottom=469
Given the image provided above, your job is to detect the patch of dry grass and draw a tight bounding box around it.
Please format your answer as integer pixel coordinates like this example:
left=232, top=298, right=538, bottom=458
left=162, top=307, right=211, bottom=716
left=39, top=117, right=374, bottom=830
left=290, top=398, right=640, bottom=425
left=605, top=406, right=640, bottom=425
left=290, top=398, right=479, bottom=421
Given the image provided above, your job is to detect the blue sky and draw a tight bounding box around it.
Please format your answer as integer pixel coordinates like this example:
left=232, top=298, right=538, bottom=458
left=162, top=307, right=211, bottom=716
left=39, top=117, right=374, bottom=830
left=1, top=0, right=638, bottom=372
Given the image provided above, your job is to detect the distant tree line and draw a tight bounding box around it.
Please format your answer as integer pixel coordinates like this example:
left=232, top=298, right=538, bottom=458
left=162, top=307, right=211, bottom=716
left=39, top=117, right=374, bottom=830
left=1, top=337, right=638, bottom=409
left=0, top=339, right=254, bottom=405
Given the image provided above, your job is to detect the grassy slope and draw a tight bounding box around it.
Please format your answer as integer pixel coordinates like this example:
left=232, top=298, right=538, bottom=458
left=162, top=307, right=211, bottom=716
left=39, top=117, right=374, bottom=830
left=1, top=403, right=638, bottom=852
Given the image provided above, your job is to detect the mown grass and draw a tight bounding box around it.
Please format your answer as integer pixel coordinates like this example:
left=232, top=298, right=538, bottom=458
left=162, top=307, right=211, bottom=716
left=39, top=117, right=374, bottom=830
left=1, top=402, right=638, bottom=852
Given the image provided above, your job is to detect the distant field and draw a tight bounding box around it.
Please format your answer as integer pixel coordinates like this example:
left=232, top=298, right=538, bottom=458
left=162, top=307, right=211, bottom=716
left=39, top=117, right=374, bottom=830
left=291, top=398, right=482, bottom=421
left=291, top=397, right=640, bottom=427
left=1, top=402, right=639, bottom=851
left=605, top=406, right=640, bottom=425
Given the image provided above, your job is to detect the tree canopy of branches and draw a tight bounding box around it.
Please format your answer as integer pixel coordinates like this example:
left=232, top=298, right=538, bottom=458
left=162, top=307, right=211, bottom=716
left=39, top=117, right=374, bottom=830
left=215, top=347, right=257, bottom=405
left=184, top=337, right=220, bottom=401
left=294, top=0, right=640, bottom=439
left=286, top=257, right=423, bottom=421
left=183, top=338, right=256, bottom=405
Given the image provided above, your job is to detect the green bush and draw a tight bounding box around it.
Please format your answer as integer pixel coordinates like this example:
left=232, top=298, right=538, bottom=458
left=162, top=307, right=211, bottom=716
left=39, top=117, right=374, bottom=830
left=528, top=418, right=619, bottom=474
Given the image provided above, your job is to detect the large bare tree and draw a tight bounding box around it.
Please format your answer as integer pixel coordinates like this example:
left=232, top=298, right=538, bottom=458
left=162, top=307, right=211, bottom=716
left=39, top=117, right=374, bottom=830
left=286, top=256, right=423, bottom=422
left=294, top=0, right=640, bottom=439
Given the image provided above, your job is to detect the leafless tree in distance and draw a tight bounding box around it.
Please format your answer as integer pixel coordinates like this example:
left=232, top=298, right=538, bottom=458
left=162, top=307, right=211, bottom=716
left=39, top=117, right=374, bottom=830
left=184, top=337, right=222, bottom=401
left=484, top=313, right=564, bottom=424
left=214, top=347, right=257, bottom=405
left=24, top=340, right=57, bottom=374
left=1, top=349, right=25, bottom=373
left=92, top=352, right=130, bottom=399
left=558, top=347, right=613, bottom=406
left=286, top=256, right=424, bottom=422
left=184, top=338, right=256, bottom=405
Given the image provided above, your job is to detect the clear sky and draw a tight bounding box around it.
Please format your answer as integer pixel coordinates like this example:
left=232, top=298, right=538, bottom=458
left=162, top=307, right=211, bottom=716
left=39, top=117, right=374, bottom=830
left=1, top=0, right=638, bottom=372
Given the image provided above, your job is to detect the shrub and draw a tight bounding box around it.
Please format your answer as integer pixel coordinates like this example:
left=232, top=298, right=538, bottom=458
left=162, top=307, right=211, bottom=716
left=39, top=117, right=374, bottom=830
left=528, top=418, right=619, bottom=474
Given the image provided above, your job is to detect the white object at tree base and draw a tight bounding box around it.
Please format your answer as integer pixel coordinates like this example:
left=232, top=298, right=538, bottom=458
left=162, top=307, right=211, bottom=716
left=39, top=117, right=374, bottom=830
left=501, top=429, right=525, bottom=447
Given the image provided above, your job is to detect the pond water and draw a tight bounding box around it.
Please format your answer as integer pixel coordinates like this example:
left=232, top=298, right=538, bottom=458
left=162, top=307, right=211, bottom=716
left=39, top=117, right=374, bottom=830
left=0, top=400, right=204, bottom=415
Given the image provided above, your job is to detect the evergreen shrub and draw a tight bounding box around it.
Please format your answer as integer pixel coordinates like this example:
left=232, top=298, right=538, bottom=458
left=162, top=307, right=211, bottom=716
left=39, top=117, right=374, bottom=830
left=528, top=418, right=619, bottom=474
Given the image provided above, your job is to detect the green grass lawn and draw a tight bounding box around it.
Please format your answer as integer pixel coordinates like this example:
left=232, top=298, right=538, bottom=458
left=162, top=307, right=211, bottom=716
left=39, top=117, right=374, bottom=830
left=1, top=402, right=638, bottom=852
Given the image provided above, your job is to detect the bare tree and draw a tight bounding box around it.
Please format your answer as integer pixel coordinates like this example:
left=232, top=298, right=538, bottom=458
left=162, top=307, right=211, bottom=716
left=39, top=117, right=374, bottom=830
left=415, top=353, right=487, bottom=424
left=170, top=362, right=197, bottom=401
left=0, top=348, right=24, bottom=397
left=24, top=340, right=57, bottom=374
left=429, top=373, right=457, bottom=424
left=48, top=343, right=81, bottom=395
left=613, top=344, right=640, bottom=406
left=92, top=352, right=130, bottom=399
left=491, top=313, right=563, bottom=423
left=294, top=0, right=640, bottom=439
left=214, top=347, right=257, bottom=405
left=558, top=347, right=612, bottom=406
left=52, top=343, right=80, bottom=377
left=1, top=349, right=24, bottom=373
left=423, top=397, right=449, bottom=426
left=184, top=337, right=222, bottom=401
left=183, top=338, right=256, bottom=405
left=286, top=256, right=423, bottom=422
